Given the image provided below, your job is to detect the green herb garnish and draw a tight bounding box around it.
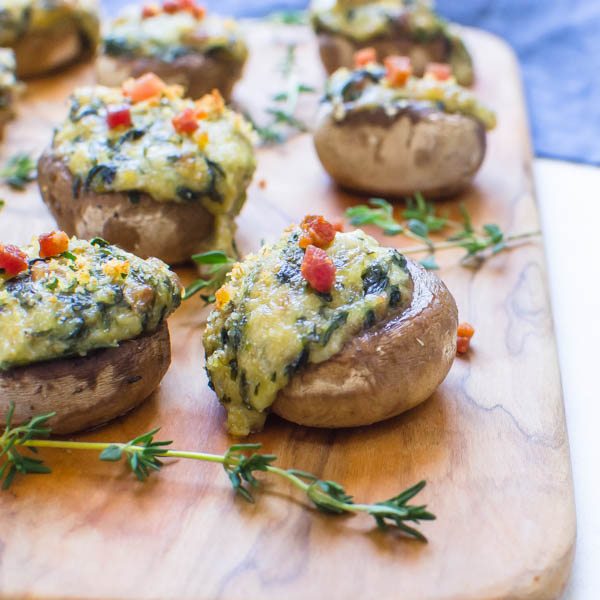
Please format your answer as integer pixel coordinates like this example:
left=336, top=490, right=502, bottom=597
left=1, top=153, right=36, bottom=190
left=184, top=250, right=236, bottom=301
left=1, top=405, right=435, bottom=540
left=346, top=196, right=540, bottom=269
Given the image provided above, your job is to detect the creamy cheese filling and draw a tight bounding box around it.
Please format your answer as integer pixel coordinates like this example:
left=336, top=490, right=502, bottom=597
left=52, top=85, right=256, bottom=256
left=325, top=64, right=496, bottom=130
left=0, top=237, right=181, bottom=370
left=204, top=227, right=414, bottom=436
left=0, top=0, right=99, bottom=48
left=103, top=7, right=247, bottom=63
left=310, top=0, right=447, bottom=42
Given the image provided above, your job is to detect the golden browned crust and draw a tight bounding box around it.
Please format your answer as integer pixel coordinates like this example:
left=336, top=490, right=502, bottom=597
left=0, top=324, right=171, bottom=435
left=272, top=260, right=458, bottom=428
left=313, top=106, right=486, bottom=198
left=37, top=149, right=215, bottom=265
left=96, top=52, right=245, bottom=100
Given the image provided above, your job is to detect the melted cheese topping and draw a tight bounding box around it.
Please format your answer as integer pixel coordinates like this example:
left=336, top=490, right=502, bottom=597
left=0, top=237, right=181, bottom=370
left=326, top=63, right=496, bottom=130
left=103, top=6, right=247, bottom=63
left=0, top=0, right=99, bottom=48
left=310, top=0, right=446, bottom=42
left=204, top=227, right=413, bottom=436
left=52, top=85, right=256, bottom=256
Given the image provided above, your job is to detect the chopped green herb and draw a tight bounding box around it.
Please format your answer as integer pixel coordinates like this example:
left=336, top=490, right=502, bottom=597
left=1, top=153, right=36, bottom=190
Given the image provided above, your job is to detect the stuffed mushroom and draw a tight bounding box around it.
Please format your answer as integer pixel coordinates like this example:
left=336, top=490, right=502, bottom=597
left=0, top=0, right=100, bottom=79
left=38, top=74, right=256, bottom=263
left=97, top=0, right=248, bottom=100
left=313, top=55, right=496, bottom=198
left=0, top=232, right=181, bottom=434
left=310, top=0, right=474, bottom=86
left=0, top=48, right=18, bottom=134
left=204, top=215, right=458, bottom=436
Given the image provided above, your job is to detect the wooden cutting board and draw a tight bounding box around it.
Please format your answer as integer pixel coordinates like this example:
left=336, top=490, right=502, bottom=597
left=0, top=21, right=575, bottom=600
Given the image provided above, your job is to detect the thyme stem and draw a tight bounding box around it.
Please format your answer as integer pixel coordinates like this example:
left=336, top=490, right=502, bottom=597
left=398, top=229, right=541, bottom=256
left=1, top=410, right=434, bottom=540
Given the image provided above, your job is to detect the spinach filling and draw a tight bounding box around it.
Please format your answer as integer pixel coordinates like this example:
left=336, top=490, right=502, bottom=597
left=204, top=227, right=413, bottom=436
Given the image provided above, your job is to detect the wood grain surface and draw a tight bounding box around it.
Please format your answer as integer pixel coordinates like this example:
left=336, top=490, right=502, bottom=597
left=0, top=22, right=575, bottom=600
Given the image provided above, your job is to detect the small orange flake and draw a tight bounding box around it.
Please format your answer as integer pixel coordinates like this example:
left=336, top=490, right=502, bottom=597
left=215, top=285, right=231, bottom=308
left=299, top=215, right=337, bottom=250
left=195, top=89, right=225, bottom=118
left=457, top=322, right=475, bottom=339
left=141, top=3, right=161, bottom=18
left=384, top=55, right=412, bottom=87
left=38, top=230, right=69, bottom=259
left=122, top=73, right=166, bottom=103
left=457, top=336, right=471, bottom=355
left=353, top=47, right=377, bottom=68
left=424, top=62, right=452, bottom=81
left=456, top=322, right=475, bottom=355
left=258, top=178, right=267, bottom=190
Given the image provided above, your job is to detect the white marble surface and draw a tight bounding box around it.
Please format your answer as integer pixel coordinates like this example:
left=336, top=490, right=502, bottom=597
left=535, top=159, right=600, bottom=599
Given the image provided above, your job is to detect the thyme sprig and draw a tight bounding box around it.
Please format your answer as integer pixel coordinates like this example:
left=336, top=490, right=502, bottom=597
left=1, top=407, right=435, bottom=540
left=184, top=250, right=235, bottom=302
left=267, top=9, right=309, bottom=25
left=1, top=152, right=36, bottom=190
left=346, top=196, right=540, bottom=269
left=0, top=403, right=52, bottom=489
left=252, top=43, right=315, bottom=145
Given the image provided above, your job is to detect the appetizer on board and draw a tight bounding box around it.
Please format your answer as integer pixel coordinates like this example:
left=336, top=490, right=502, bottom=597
left=38, top=75, right=256, bottom=263
left=0, top=0, right=100, bottom=78
left=0, top=233, right=181, bottom=434
left=97, top=0, right=248, bottom=100
left=313, top=54, right=496, bottom=198
left=0, top=48, right=18, bottom=134
left=204, top=216, right=458, bottom=436
left=310, top=0, right=474, bottom=86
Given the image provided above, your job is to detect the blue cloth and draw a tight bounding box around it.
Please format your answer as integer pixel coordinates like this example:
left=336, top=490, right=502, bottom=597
left=103, top=1, right=600, bottom=165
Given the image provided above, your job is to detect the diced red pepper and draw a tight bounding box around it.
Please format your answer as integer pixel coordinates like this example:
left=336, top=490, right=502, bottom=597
left=457, top=336, right=471, bottom=355
left=457, top=322, right=475, bottom=339
left=192, top=4, right=206, bottom=18
left=38, top=231, right=69, bottom=259
left=162, top=0, right=179, bottom=13
left=299, top=215, right=337, bottom=250
left=301, top=245, right=336, bottom=294
left=0, top=244, right=28, bottom=277
left=122, top=73, right=166, bottom=103
left=141, top=3, right=161, bottom=18
left=425, top=62, right=452, bottom=81
left=384, top=55, right=412, bottom=87
left=353, top=47, right=377, bottom=68
left=172, top=107, right=199, bottom=134
left=106, top=105, right=132, bottom=129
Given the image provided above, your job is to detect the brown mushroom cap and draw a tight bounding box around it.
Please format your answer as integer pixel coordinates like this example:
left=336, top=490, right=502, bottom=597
left=316, top=30, right=474, bottom=87
left=313, top=105, right=486, bottom=198
left=0, top=324, right=171, bottom=435
left=37, top=150, right=215, bottom=265
left=12, top=22, right=95, bottom=79
left=96, top=52, right=245, bottom=101
left=272, top=260, right=458, bottom=428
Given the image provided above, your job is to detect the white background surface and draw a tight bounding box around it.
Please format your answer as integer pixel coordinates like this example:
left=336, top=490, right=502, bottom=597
left=535, top=159, right=600, bottom=599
